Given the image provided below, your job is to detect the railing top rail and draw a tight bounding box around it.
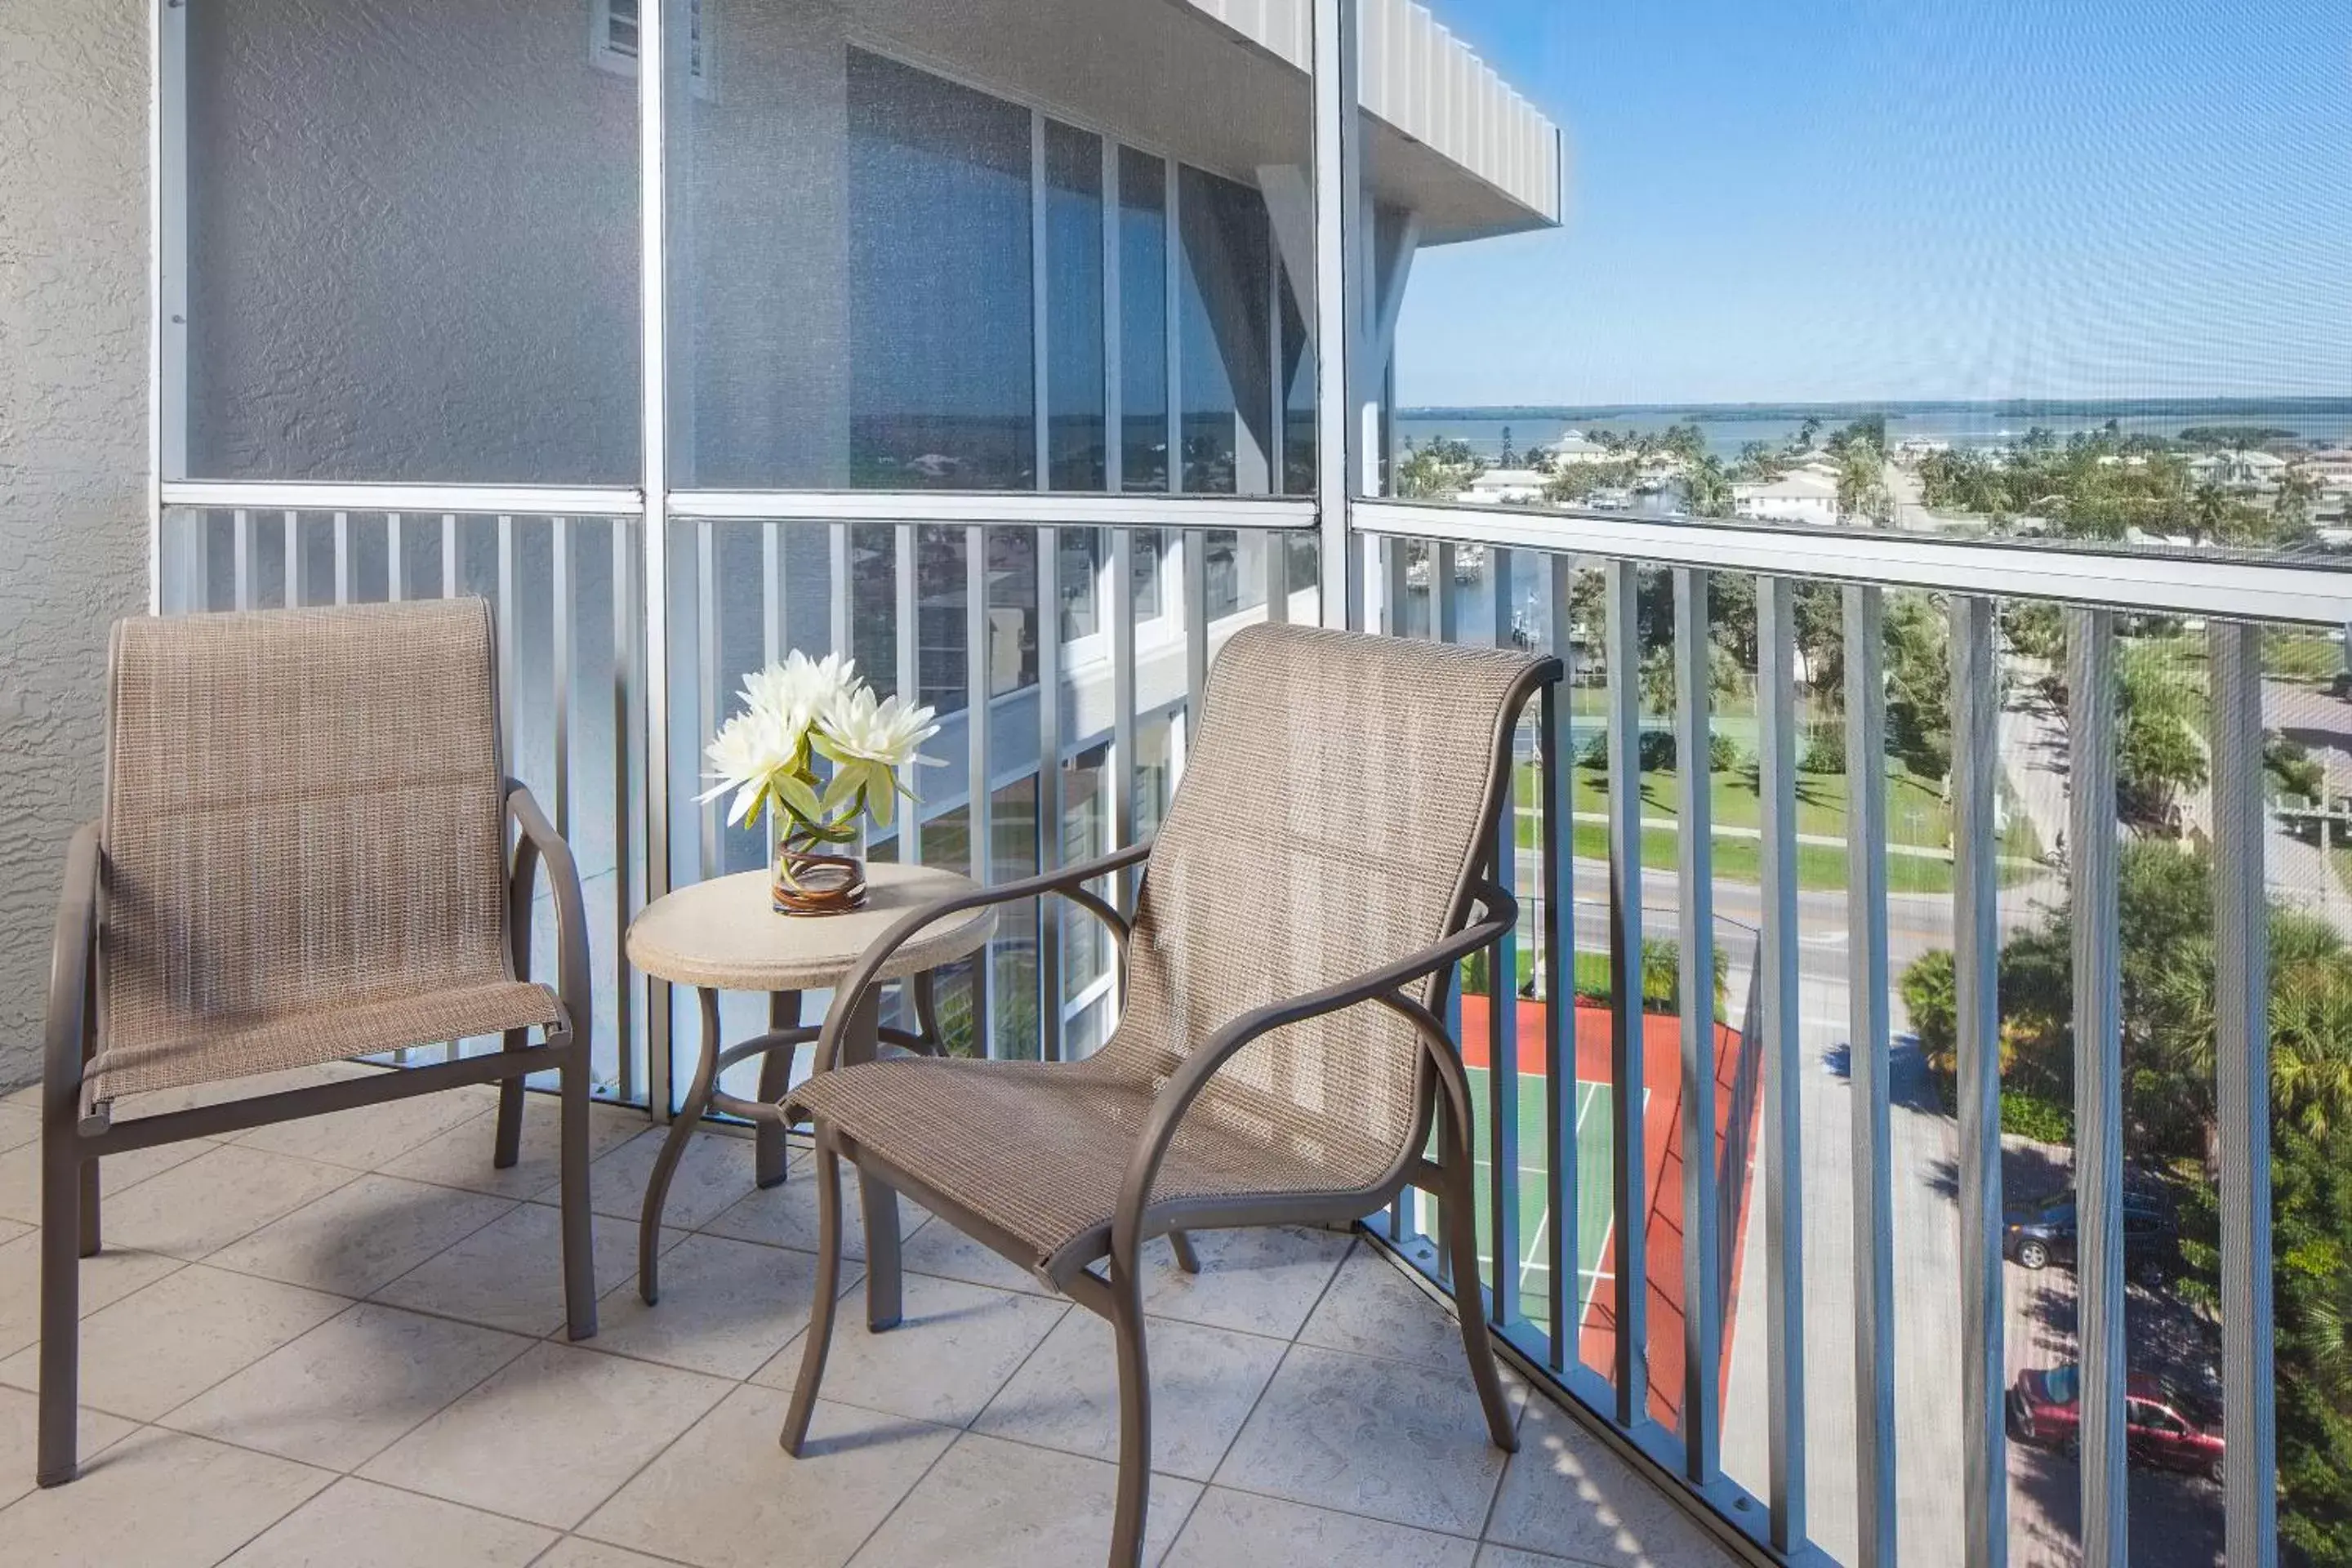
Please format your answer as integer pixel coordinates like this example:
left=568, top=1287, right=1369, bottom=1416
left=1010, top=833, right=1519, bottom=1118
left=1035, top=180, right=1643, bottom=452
left=1356, top=497, right=2352, bottom=624
left=162, top=481, right=644, bottom=517
left=667, top=491, right=1320, bottom=530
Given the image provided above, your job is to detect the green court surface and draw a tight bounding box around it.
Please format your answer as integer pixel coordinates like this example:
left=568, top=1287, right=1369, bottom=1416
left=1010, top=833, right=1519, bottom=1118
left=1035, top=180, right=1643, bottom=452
left=1445, top=1071, right=1618, bottom=1334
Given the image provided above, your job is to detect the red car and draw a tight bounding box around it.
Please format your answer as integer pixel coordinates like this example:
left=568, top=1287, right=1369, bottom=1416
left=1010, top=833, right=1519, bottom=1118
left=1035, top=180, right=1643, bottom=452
left=2007, top=1365, right=2225, bottom=1482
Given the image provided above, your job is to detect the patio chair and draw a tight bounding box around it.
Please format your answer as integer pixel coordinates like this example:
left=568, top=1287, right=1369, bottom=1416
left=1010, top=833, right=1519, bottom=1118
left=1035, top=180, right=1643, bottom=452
left=35, top=599, right=597, bottom=1487
left=779, top=621, right=1557, bottom=1567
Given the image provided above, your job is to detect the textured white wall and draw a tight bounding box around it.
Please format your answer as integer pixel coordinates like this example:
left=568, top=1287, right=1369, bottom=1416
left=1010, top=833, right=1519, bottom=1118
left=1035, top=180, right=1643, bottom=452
left=0, top=1, right=149, bottom=1088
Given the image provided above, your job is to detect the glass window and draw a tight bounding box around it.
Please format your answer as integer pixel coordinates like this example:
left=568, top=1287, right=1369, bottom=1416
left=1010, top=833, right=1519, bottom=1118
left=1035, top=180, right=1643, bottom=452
left=847, top=51, right=1035, bottom=490
left=1177, top=167, right=1275, bottom=496
left=184, top=0, right=639, bottom=483
left=1045, top=121, right=1107, bottom=491
left=1118, top=148, right=1170, bottom=492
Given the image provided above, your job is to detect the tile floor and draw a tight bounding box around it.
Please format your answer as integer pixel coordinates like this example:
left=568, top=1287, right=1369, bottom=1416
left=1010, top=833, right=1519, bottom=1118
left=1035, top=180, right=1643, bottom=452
left=0, top=1068, right=1747, bottom=1568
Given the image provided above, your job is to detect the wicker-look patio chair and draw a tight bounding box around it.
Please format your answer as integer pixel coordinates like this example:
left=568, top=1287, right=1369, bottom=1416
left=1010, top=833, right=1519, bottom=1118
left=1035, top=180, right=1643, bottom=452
left=35, top=599, right=597, bottom=1487
left=780, top=621, right=1557, bottom=1567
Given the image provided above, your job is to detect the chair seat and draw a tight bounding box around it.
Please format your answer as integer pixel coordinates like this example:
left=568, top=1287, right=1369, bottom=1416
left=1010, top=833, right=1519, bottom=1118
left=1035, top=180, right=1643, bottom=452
left=83, top=978, right=563, bottom=1106
left=789, top=1055, right=1397, bottom=1273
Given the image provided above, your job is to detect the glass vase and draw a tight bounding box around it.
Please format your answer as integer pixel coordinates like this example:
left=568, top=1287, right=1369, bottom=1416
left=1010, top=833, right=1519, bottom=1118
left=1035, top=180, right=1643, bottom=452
left=771, top=811, right=870, bottom=915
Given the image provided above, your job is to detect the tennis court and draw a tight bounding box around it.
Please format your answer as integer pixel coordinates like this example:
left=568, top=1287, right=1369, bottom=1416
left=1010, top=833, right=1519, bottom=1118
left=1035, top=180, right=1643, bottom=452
left=1455, top=1070, right=1621, bottom=1334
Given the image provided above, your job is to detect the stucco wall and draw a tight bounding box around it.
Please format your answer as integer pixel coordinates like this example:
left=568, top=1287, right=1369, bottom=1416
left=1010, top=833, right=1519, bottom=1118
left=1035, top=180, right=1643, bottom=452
left=0, top=0, right=149, bottom=1088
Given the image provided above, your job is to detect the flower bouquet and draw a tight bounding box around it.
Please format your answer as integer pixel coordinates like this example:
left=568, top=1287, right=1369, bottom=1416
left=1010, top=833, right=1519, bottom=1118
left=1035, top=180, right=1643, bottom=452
left=697, top=651, right=942, bottom=915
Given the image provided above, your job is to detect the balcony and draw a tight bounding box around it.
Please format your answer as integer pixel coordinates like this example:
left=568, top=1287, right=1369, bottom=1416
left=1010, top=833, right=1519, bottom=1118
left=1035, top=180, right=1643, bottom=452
left=0, top=1067, right=1745, bottom=1568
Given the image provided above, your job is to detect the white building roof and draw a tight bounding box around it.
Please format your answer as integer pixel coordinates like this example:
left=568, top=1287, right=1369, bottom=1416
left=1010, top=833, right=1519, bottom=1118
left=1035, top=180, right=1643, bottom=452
left=1736, top=470, right=1841, bottom=501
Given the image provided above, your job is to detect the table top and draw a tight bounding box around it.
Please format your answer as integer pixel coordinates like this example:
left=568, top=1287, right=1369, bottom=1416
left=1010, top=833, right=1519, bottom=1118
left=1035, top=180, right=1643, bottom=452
left=625, top=862, right=997, bottom=991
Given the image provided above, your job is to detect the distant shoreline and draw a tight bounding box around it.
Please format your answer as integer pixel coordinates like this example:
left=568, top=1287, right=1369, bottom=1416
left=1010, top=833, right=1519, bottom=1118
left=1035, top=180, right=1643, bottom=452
left=1398, top=396, right=2352, bottom=425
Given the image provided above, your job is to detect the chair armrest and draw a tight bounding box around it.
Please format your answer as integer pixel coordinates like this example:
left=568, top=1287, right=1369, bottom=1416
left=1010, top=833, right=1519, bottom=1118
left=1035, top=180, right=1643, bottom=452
left=812, top=840, right=1153, bottom=1075
left=505, top=782, right=590, bottom=1054
left=1109, top=880, right=1517, bottom=1267
left=46, top=823, right=101, bottom=1125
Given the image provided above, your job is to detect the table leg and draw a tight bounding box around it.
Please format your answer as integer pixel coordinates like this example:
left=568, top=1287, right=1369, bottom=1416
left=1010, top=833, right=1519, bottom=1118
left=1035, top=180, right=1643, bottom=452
left=842, top=986, right=903, bottom=1330
left=640, top=987, right=722, bottom=1306
left=755, top=991, right=801, bottom=1189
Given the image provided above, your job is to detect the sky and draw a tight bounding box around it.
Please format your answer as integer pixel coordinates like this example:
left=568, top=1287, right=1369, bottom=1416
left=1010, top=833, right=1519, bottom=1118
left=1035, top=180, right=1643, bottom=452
left=1391, top=0, right=2352, bottom=408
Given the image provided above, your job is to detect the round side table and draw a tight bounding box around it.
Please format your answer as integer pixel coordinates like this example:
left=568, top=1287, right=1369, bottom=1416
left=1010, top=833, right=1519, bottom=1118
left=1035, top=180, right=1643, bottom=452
left=624, top=862, right=996, bottom=1325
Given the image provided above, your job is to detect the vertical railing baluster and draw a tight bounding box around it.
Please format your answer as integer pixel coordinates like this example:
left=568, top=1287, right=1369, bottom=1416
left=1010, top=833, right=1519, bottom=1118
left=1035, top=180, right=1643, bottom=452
left=966, top=525, right=995, bottom=1058
left=1757, top=574, right=1806, bottom=1554
left=1183, top=529, right=1209, bottom=711
left=387, top=514, right=405, bottom=604
left=332, top=512, right=351, bottom=604
left=1846, top=584, right=1898, bottom=1568
left=233, top=510, right=253, bottom=610
left=283, top=510, right=300, bottom=608
left=1429, top=541, right=1461, bottom=1263
left=551, top=519, right=572, bottom=841
left=761, top=521, right=782, bottom=667
left=897, top=523, right=922, bottom=866
left=1037, top=526, right=1065, bottom=1062
left=498, top=516, right=518, bottom=777
left=615, top=518, right=639, bottom=1107
left=1951, top=594, right=2007, bottom=1568
left=2209, top=617, right=2277, bottom=1568
left=1673, top=566, right=1720, bottom=1482
left=1385, top=537, right=1410, bottom=638
left=440, top=514, right=457, bottom=599
left=1488, top=547, right=1522, bottom=1328
left=1603, top=558, right=1647, bottom=1426
left=696, top=519, right=719, bottom=884
left=1111, top=528, right=1139, bottom=915
left=1435, top=544, right=1459, bottom=644
left=1541, top=552, right=1578, bottom=1371
left=2067, top=607, right=2127, bottom=1568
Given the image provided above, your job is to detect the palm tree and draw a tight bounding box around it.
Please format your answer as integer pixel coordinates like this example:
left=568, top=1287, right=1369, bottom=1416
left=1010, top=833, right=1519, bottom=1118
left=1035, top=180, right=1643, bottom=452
left=1684, top=453, right=1733, bottom=518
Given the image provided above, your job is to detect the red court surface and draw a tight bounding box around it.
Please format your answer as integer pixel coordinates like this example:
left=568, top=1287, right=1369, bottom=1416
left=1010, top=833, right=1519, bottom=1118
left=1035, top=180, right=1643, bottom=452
left=1458, top=994, right=1762, bottom=1433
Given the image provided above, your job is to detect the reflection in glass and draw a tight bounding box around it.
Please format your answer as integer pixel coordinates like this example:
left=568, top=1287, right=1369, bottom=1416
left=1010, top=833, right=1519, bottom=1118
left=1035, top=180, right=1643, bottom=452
left=1119, top=148, right=1170, bottom=492
left=1178, top=167, right=1275, bottom=496
left=1045, top=121, right=1107, bottom=491
left=848, top=50, right=1033, bottom=490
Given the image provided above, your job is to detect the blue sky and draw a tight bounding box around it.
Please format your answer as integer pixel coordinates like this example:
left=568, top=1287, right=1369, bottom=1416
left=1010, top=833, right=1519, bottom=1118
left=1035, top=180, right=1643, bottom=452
left=1393, top=0, right=2352, bottom=408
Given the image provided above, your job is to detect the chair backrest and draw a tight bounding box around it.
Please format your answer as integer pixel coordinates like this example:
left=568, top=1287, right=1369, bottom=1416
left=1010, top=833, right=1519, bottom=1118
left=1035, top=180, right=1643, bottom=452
left=1107, top=622, right=1553, bottom=1186
left=101, top=599, right=512, bottom=1054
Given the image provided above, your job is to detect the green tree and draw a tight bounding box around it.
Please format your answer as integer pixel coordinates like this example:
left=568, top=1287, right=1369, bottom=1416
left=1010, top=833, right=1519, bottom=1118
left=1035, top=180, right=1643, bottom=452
left=1684, top=452, right=1734, bottom=519
left=1397, top=436, right=1484, bottom=500
left=1836, top=443, right=1893, bottom=526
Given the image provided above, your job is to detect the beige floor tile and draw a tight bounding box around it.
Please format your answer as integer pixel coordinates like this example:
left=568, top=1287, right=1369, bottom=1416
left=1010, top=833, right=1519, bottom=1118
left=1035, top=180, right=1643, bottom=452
left=754, top=1269, right=1066, bottom=1428
left=0, top=1230, right=186, bottom=1362
left=538, top=1537, right=697, bottom=1567
left=223, top=1475, right=557, bottom=1566
left=1483, top=1398, right=1734, bottom=1567
left=1165, top=1487, right=1481, bottom=1568
left=542, top=1128, right=760, bottom=1233
left=381, top=1097, right=649, bottom=1200
left=893, top=1207, right=1055, bottom=1297
left=371, top=1203, right=660, bottom=1337
left=3, top=1085, right=37, bottom=1109
left=0, top=1106, right=38, bottom=1154
left=1138, top=1227, right=1356, bottom=1339
left=233, top=1083, right=500, bottom=1170
left=698, top=1157, right=872, bottom=1258
left=1474, top=1549, right=1584, bottom=1568
left=361, top=1340, right=733, bottom=1530
left=0, top=1263, right=347, bottom=1421
left=974, top=1310, right=1284, bottom=1481
left=208, top=1174, right=515, bottom=1297
left=1216, top=1344, right=1522, bottom=1538
left=590, top=1232, right=858, bottom=1380
left=580, top=1385, right=956, bottom=1568
left=0, top=1425, right=332, bottom=1568
left=1297, top=1245, right=1482, bottom=1370
left=845, top=1429, right=1198, bottom=1568
left=0, top=1386, right=140, bottom=1511
left=0, top=1218, right=29, bottom=1246
left=92, top=1144, right=359, bottom=1261
left=162, top=1301, right=534, bottom=1471
left=0, top=1136, right=217, bottom=1227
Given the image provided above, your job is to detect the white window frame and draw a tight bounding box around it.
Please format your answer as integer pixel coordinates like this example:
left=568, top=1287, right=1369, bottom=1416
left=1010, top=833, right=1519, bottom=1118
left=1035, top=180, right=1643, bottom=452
left=592, top=0, right=713, bottom=100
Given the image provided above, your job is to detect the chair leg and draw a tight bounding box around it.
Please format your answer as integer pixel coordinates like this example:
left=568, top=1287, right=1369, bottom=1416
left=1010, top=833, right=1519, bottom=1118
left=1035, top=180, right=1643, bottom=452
left=1438, top=1152, right=1520, bottom=1454
left=779, top=1128, right=844, bottom=1458
left=1167, top=1230, right=1200, bottom=1275
left=1107, top=1263, right=1154, bottom=1568
left=558, top=1034, right=598, bottom=1342
left=37, top=1128, right=82, bottom=1486
left=492, top=1027, right=528, bottom=1169
left=78, top=1159, right=100, bottom=1258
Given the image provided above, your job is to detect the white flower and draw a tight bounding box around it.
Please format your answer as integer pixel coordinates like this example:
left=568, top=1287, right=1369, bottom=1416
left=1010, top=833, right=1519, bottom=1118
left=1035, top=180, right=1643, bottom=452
left=813, top=687, right=941, bottom=829
left=740, top=650, right=858, bottom=745
left=694, top=705, right=800, bottom=826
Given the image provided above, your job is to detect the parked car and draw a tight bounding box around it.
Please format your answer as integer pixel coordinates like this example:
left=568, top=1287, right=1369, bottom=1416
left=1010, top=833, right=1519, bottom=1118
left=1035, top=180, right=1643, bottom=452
left=2007, top=1365, right=2225, bottom=1482
left=2002, top=1190, right=2176, bottom=1273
